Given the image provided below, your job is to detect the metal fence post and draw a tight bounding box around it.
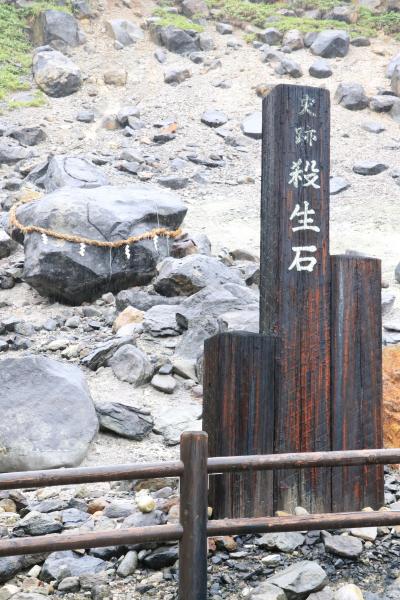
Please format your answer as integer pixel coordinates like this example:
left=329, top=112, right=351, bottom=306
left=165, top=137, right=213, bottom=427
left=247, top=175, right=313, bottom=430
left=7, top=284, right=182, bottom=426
left=179, top=431, right=209, bottom=600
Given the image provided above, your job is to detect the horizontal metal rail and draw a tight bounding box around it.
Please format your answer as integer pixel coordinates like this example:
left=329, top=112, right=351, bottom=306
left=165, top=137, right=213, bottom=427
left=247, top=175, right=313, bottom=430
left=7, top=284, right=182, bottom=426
left=1, top=511, right=400, bottom=559
left=1, top=448, right=399, bottom=491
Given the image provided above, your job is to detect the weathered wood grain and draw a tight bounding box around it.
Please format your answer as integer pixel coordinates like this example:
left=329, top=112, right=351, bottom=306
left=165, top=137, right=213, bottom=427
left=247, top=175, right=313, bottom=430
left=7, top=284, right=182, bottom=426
left=260, top=84, right=332, bottom=512
left=331, top=255, right=384, bottom=511
left=203, top=332, right=276, bottom=518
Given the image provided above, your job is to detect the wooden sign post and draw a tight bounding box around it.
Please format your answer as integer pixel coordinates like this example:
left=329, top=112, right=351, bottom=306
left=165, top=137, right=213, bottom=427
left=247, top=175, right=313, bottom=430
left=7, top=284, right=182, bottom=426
left=260, top=85, right=331, bottom=512
left=203, top=84, right=383, bottom=518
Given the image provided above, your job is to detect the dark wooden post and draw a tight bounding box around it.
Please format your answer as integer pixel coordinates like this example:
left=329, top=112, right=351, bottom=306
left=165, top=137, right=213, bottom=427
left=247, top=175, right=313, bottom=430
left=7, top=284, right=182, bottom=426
left=179, top=431, right=208, bottom=600
left=331, top=256, right=384, bottom=511
left=203, top=332, right=276, bottom=518
left=260, top=84, right=331, bottom=512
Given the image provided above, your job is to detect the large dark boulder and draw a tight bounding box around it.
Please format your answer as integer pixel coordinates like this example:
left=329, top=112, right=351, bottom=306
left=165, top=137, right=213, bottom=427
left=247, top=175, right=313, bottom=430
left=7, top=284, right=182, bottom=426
left=0, top=355, right=98, bottom=471
left=32, top=10, right=82, bottom=49
left=12, top=184, right=187, bottom=304
left=33, top=48, right=82, bottom=97
left=151, top=25, right=199, bottom=54
left=310, top=29, right=350, bottom=58
left=40, top=155, right=109, bottom=192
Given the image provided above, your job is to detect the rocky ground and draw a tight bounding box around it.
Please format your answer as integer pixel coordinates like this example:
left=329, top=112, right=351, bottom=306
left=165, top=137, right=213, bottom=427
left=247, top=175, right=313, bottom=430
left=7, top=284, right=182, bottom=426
left=1, top=0, right=400, bottom=597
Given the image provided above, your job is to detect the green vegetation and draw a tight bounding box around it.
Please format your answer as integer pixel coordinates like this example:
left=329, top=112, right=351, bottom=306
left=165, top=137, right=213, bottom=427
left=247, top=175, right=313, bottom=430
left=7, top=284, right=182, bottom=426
left=0, top=1, right=71, bottom=108
left=206, top=0, right=400, bottom=39
left=7, top=91, right=47, bottom=110
left=153, top=7, right=205, bottom=31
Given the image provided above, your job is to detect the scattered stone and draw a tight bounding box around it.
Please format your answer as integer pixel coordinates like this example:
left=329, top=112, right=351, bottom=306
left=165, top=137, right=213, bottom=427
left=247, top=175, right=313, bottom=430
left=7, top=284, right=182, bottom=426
left=267, top=561, right=328, bottom=598
left=275, top=57, right=303, bottom=78
left=58, top=577, right=80, bottom=592
left=117, top=551, right=138, bottom=577
left=13, top=511, right=62, bottom=536
left=153, top=403, right=202, bottom=445
left=103, top=68, right=127, bottom=86
left=0, top=139, right=31, bottom=165
left=32, top=10, right=82, bottom=48
left=143, top=546, right=178, bottom=569
left=309, top=58, right=332, bottom=78
left=216, top=23, right=233, bottom=35
left=151, top=373, right=177, bottom=394
left=282, top=29, right=304, bottom=51
left=369, top=95, right=398, bottom=112
left=350, top=526, right=377, bottom=542
left=41, top=551, right=110, bottom=582
left=157, top=175, right=189, bottom=190
left=40, top=155, right=109, bottom=192
left=310, top=30, right=350, bottom=58
left=152, top=26, right=198, bottom=55
left=33, top=48, right=82, bottom=97
left=154, top=48, right=167, bottom=63
left=0, top=355, right=98, bottom=471
left=392, top=65, right=400, bottom=96
left=96, top=402, right=153, bottom=440
left=335, top=83, right=368, bottom=110
left=108, top=345, right=153, bottom=386
left=334, top=584, right=364, bottom=599
left=105, top=19, right=144, bottom=47
left=76, top=110, right=95, bottom=123
left=104, top=500, right=135, bottom=518
left=249, top=582, right=287, bottom=600
left=324, top=535, right=363, bottom=558
left=257, top=28, right=283, bottom=45
left=81, top=337, right=133, bottom=371
left=164, top=66, right=191, bottom=85
left=201, top=109, right=228, bottom=128
left=256, top=532, right=305, bottom=552
left=9, top=127, right=46, bottom=147
left=0, top=230, right=18, bottom=259
left=241, top=112, right=262, bottom=140
left=113, top=306, right=144, bottom=333
left=362, top=121, right=385, bottom=133
left=143, top=304, right=182, bottom=336
left=352, top=161, right=388, bottom=175
left=154, top=255, right=242, bottom=297
left=330, top=176, right=350, bottom=195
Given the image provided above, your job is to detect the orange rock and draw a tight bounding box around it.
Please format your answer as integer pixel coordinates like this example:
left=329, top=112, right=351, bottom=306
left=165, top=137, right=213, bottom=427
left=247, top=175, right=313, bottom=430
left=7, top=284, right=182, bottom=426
left=383, top=346, right=400, bottom=449
left=112, top=306, right=144, bottom=333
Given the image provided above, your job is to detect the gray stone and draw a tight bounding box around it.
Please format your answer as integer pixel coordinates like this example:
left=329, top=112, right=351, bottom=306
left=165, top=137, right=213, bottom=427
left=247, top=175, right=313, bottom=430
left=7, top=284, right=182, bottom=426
left=117, top=551, right=138, bottom=577
left=81, top=337, right=133, bottom=370
left=324, top=534, right=363, bottom=558
left=143, top=546, right=178, bottom=569
left=103, top=500, right=136, bottom=518
left=96, top=402, right=153, bottom=440
left=391, top=65, right=400, bottom=96
left=218, top=308, right=259, bottom=333
left=309, top=58, right=332, bottom=78
left=182, top=0, right=209, bottom=18
left=249, top=583, right=287, bottom=600
left=32, top=10, right=81, bottom=48
left=108, top=345, right=153, bottom=385
left=157, top=175, right=189, bottom=189
left=116, top=288, right=182, bottom=313
left=267, top=561, right=328, bottom=599
left=275, top=57, right=302, bottom=78
left=282, top=29, right=303, bottom=51
left=387, top=52, right=400, bottom=78
left=0, top=355, right=97, bottom=471
left=396, top=264, right=400, bottom=284
left=0, top=230, right=18, bottom=259
left=13, top=184, right=186, bottom=303
left=153, top=26, right=198, bottom=55
left=304, top=31, right=318, bottom=47
left=122, top=510, right=166, bottom=529
left=257, top=28, right=283, bottom=45
left=143, top=304, right=182, bottom=336
left=351, top=36, right=370, bottom=46
left=261, top=47, right=284, bottom=65
left=164, top=65, right=191, bottom=84
left=201, top=109, right=228, bottom=128
left=198, top=33, right=215, bottom=51
left=151, top=374, right=177, bottom=394
left=307, top=591, right=334, bottom=600
left=330, top=176, right=350, bottom=195
left=153, top=403, right=202, bottom=445
left=77, top=110, right=95, bottom=123
left=105, top=19, right=143, bottom=47
left=310, top=29, right=350, bottom=58
left=325, top=6, right=356, bottom=23
left=154, top=48, right=167, bottom=63
left=9, top=127, right=46, bottom=147
left=58, top=577, right=80, bottom=592
left=41, top=551, right=110, bottom=582
left=13, top=511, right=62, bottom=536
left=62, top=508, right=90, bottom=528
left=154, top=255, right=243, bottom=297
left=382, top=289, right=396, bottom=313
left=353, top=160, right=388, bottom=175
left=116, top=106, right=140, bottom=126
left=256, top=532, right=305, bottom=552
left=33, top=48, right=82, bottom=97
left=369, top=94, right=398, bottom=112
left=0, top=139, right=31, bottom=165
left=216, top=22, right=233, bottom=35
left=361, top=121, right=385, bottom=133
left=241, top=112, right=262, bottom=140
left=39, top=155, right=109, bottom=192
left=335, top=83, right=368, bottom=110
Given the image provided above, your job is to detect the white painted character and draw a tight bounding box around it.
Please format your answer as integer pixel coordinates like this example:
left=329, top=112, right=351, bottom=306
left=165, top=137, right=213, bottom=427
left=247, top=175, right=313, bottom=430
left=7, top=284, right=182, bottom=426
left=288, top=246, right=318, bottom=272
left=295, top=127, right=317, bottom=147
left=299, top=94, right=316, bottom=117
left=290, top=201, right=320, bottom=232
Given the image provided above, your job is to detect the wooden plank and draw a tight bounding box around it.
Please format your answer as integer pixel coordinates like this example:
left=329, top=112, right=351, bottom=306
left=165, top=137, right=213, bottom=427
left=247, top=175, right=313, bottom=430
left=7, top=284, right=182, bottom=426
left=203, top=332, right=276, bottom=518
left=260, top=84, right=331, bottom=512
left=179, top=431, right=208, bottom=600
left=331, top=255, right=384, bottom=511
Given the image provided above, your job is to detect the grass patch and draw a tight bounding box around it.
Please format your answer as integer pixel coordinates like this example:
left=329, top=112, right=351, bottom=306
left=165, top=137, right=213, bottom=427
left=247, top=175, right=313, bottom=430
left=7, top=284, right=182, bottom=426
left=153, top=7, right=205, bottom=31
left=0, top=2, right=71, bottom=107
left=7, top=91, right=47, bottom=110
left=206, top=0, right=400, bottom=38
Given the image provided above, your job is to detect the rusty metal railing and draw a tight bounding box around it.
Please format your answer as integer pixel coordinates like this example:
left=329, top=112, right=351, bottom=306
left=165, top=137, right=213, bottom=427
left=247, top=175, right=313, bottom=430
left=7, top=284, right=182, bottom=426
left=1, top=432, right=400, bottom=599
